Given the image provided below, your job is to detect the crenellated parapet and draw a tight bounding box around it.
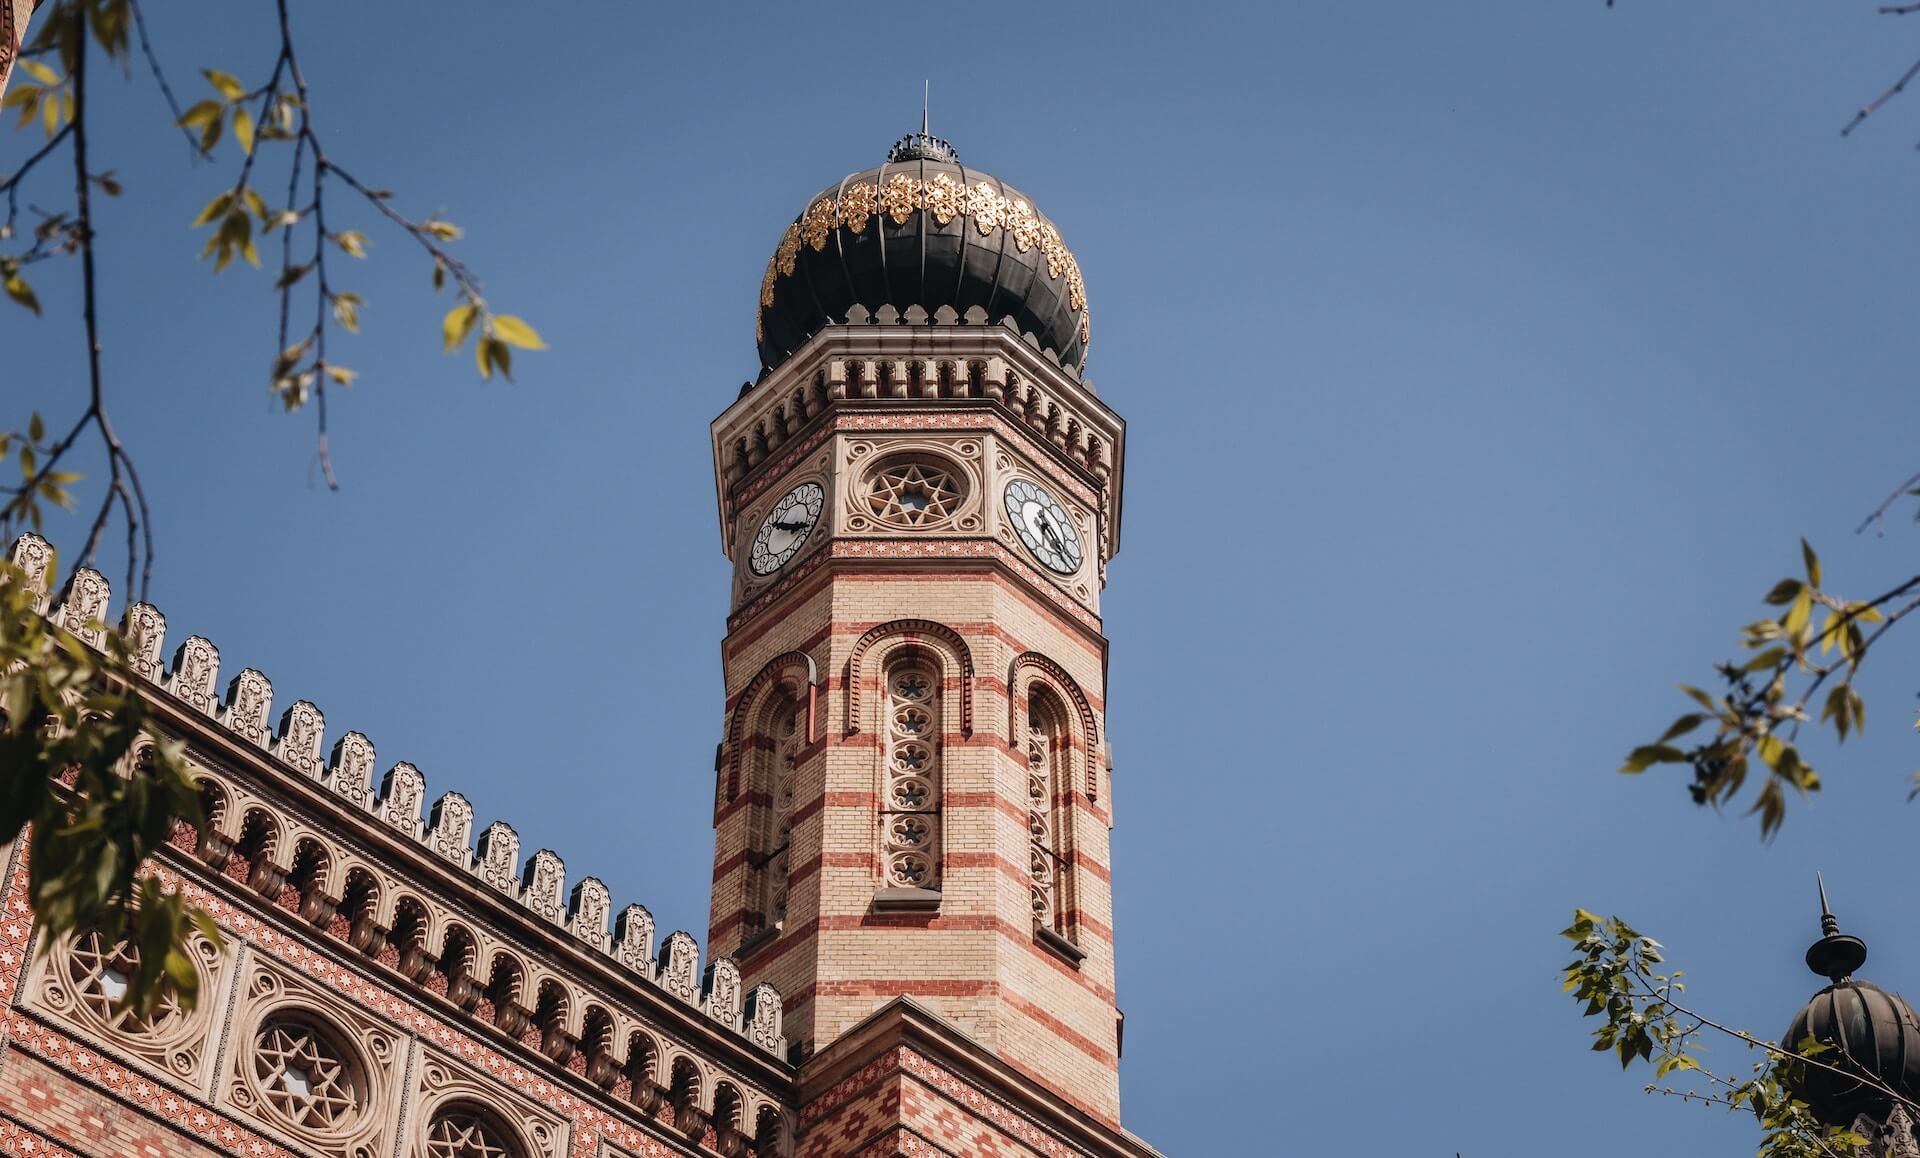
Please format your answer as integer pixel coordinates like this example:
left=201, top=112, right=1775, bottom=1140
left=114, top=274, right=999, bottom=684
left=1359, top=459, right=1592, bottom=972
left=5, top=533, right=792, bottom=1117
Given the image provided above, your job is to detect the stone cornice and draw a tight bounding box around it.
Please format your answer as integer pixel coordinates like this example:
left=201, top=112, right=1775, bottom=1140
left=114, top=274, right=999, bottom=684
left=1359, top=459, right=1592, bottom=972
left=710, top=322, right=1126, bottom=558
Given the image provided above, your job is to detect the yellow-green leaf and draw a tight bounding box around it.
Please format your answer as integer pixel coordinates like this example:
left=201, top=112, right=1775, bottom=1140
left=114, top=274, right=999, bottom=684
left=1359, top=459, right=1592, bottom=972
left=202, top=68, right=245, bottom=101
left=177, top=99, right=221, bottom=129
left=232, top=106, right=254, bottom=155
left=21, top=60, right=59, bottom=85
left=4, top=275, right=40, bottom=316
left=191, top=191, right=233, bottom=229
left=1802, top=538, right=1822, bottom=588
left=324, top=365, right=357, bottom=385
left=490, top=314, right=546, bottom=350
left=441, top=304, right=478, bottom=352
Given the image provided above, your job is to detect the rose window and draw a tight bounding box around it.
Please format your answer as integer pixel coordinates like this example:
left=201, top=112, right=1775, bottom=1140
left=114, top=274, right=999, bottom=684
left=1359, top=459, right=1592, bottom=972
left=251, top=1017, right=364, bottom=1131
left=865, top=461, right=963, bottom=529
left=68, top=930, right=182, bottom=1034
left=880, top=663, right=941, bottom=891
left=423, top=1107, right=519, bottom=1158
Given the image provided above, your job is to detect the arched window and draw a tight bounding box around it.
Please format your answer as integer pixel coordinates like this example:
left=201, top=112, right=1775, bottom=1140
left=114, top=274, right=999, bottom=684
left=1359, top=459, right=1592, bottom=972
left=880, top=658, right=941, bottom=893
left=749, top=695, right=804, bottom=933
left=1026, top=689, right=1074, bottom=941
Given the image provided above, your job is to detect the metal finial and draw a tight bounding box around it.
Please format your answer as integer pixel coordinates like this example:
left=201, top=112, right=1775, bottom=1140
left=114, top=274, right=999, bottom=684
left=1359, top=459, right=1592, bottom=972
left=1807, top=873, right=1868, bottom=984
left=923, top=80, right=929, bottom=138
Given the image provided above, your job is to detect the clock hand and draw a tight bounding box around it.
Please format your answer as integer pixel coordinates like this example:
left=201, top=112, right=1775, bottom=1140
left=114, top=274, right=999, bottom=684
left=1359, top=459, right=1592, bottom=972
left=1039, top=517, right=1067, bottom=556
left=772, top=519, right=812, bottom=533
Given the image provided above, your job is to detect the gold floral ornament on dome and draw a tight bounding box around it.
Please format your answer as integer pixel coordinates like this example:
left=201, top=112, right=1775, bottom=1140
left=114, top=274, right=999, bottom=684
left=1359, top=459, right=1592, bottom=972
left=965, top=182, right=1003, bottom=235
left=1007, top=198, right=1042, bottom=253
left=880, top=172, right=919, bottom=225
left=802, top=198, right=837, bottom=252
left=775, top=221, right=802, bottom=277
left=921, top=172, right=961, bottom=225
left=1040, top=223, right=1069, bottom=280
left=757, top=171, right=1090, bottom=360
left=838, top=181, right=876, bottom=234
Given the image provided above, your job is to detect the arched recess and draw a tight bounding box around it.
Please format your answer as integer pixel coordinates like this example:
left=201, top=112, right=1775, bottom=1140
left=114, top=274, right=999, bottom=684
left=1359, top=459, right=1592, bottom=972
left=846, top=619, right=974, bottom=737
left=724, top=650, right=819, bottom=802
left=1007, top=651, right=1099, bottom=800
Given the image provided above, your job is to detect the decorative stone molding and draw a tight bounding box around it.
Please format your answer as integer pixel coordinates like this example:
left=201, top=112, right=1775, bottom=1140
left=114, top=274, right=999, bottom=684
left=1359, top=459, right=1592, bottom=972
left=6, top=530, right=54, bottom=611
left=378, top=762, right=426, bottom=835
left=522, top=848, right=566, bottom=924
left=723, top=650, right=818, bottom=801
left=327, top=731, right=376, bottom=807
left=475, top=820, right=520, bottom=894
left=122, top=600, right=167, bottom=682
left=703, top=958, right=743, bottom=1033
left=220, top=668, right=274, bottom=748
left=659, top=932, right=700, bottom=1006
left=744, top=984, right=787, bottom=1059
left=220, top=954, right=401, bottom=1158
left=569, top=877, right=612, bottom=950
left=25, top=926, right=227, bottom=1092
left=166, top=635, right=221, bottom=715
left=272, top=700, right=325, bottom=777
left=1008, top=651, right=1101, bottom=799
left=51, top=566, right=110, bottom=649
left=425, top=791, right=474, bottom=865
left=845, top=619, right=974, bottom=738
left=613, top=905, right=657, bottom=979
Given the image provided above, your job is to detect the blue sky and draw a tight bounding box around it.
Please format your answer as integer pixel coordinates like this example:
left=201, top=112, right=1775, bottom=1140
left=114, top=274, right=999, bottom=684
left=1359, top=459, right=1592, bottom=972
left=10, top=2, right=1920, bottom=1151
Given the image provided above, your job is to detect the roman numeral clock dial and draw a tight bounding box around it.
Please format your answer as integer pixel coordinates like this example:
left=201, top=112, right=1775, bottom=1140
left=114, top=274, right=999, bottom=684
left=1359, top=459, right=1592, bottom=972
left=1004, top=479, right=1084, bottom=575
left=749, top=482, right=825, bottom=576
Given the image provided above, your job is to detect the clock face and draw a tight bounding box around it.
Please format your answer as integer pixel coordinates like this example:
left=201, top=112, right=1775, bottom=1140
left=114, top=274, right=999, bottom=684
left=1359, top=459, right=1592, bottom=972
left=1003, top=479, right=1084, bottom=575
left=749, top=482, right=825, bottom=576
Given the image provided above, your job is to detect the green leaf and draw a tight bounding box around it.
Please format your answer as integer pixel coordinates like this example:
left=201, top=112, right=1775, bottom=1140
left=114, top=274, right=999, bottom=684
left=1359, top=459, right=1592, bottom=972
left=330, top=231, right=367, bottom=258
left=1802, top=537, right=1822, bottom=588
left=490, top=314, right=546, bottom=350
left=202, top=68, right=245, bottom=101
left=20, top=60, right=60, bottom=86
left=1763, top=578, right=1802, bottom=606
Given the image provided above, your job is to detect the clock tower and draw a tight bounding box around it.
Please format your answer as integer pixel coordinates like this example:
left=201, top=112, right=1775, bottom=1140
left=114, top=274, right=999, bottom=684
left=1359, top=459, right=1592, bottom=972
left=707, top=129, right=1129, bottom=1126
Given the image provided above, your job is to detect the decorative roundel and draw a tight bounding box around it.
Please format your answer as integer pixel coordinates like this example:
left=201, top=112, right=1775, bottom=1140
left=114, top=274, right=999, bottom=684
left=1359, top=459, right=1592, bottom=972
left=749, top=482, right=825, bottom=576
left=1003, top=480, right=1083, bottom=575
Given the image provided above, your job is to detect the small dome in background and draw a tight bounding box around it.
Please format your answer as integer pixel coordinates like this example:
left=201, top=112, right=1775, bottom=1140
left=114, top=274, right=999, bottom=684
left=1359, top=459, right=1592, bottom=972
left=754, top=132, right=1089, bottom=378
left=1782, top=881, right=1920, bottom=1127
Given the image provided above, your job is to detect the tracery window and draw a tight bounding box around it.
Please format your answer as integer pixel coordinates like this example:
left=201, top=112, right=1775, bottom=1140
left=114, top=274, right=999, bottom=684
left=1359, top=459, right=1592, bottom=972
left=880, top=661, right=941, bottom=890
left=1027, top=691, right=1073, bottom=938
left=68, top=930, right=182, bottom=1034
left=750, top=697, right=803, bottom=934
left=250, top=1015, right=365, bottom=1131
left=422, top=1104, right=521, bottom=1158
left=864, top=458, right=962, bottom=529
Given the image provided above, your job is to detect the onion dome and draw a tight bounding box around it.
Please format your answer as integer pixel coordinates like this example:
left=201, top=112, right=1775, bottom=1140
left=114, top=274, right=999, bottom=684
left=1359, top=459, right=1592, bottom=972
left=1782, top=879, right=1920, bottom=1126
left=754, top=129, right=1089, bottom=377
